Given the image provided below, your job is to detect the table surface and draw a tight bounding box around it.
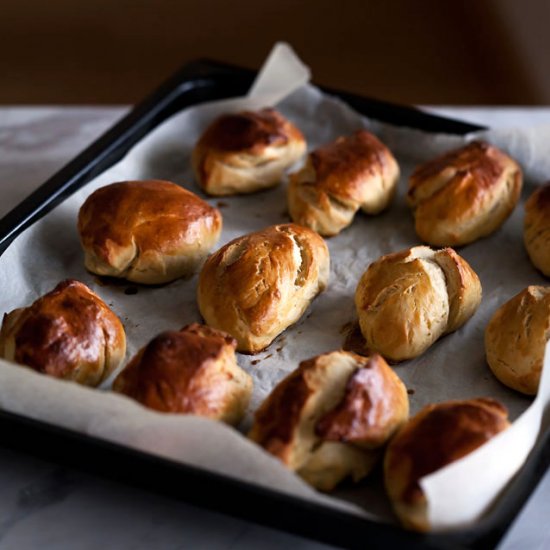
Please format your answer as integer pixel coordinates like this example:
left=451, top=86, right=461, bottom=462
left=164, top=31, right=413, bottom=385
left=0, top=106, right=549, bottom=550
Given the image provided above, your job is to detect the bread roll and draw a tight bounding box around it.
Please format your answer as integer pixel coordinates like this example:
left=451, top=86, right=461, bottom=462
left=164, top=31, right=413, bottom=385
left=249, top=351, right=408, bottom=491
left=384, top=398, right=509, bottom=531
left=407, top=141, right=522, bottom=246
left=355, top=246, right=481, bottom=361
left=0, top=279, right=126, bottom=386
left=78, top=180, right=222, bottom=285
left=485, top=286, right=550, bottom=395
left=113, top=323, right=252, bottom=424
left=192, top=108, right=306, bottom=196
left=288, top=129, right=399, bottom=236
left=524, top=183, right=550, bottom=276
left=197, top=223, right=329, bottom=353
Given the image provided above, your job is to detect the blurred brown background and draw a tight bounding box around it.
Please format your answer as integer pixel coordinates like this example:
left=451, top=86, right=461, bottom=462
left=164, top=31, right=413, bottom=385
left=1, top=0, right=549, bottom=105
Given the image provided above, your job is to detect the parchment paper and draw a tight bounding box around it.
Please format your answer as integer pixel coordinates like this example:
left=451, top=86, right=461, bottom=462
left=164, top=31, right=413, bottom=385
left=0, top=43, right=549, bottom=531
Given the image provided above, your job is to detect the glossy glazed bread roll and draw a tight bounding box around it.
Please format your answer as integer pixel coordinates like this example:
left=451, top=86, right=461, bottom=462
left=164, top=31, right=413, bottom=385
left=197, top=223, right=330, bottom=353
left=524, top=183, right=550, bottom=276
left=249, top=351, right=409, bottom=491
left=384, top=398, right=509, bottom=531
left=485, top=286, right=550, bottom=395
left=78, top=180, right=222, bottom=284
left=0, top=280, right=126, bottom=386
left=113, top=323, right=252, bottom=424
left=192, top=108, right=306, bottom=196
left=407, top=141, right=522, bottom=246
left=288, top=130, right=400, bottom=236
left=355, top=246, right=481, bottom=361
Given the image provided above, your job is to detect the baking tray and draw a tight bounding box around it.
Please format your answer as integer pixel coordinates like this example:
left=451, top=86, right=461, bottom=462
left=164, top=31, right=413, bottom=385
left=0, top=59, right=548, bottom=549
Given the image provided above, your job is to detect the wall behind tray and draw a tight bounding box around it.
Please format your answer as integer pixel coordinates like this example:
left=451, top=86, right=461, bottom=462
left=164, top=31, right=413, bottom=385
left=1, top=0, right=549, bottom=105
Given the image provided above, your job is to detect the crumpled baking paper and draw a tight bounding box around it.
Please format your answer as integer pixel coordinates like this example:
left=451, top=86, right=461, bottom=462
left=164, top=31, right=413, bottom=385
left=0, top=42, right=549, bottom=530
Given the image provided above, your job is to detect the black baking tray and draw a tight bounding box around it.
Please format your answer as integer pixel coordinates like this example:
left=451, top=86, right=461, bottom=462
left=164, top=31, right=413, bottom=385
left=0, top=59, right=548, bottom=549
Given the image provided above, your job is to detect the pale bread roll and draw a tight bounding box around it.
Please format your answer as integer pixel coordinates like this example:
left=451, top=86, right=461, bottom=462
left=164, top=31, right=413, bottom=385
left=485, top=286, right=550, bottom=395
left=355, top=246, right=481, bottom=361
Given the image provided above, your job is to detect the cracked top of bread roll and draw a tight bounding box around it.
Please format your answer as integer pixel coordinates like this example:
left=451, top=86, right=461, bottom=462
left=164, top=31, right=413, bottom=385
left=0, top=279, right=126, bottom=386
left=288, top=129, right=399, bottom=236
left=485, top=285, right=550, bottom=395
left=197, top=223, right=329, bottom=353
left=113, top=323, right=252, bottom=424
left=407, top=141, right=522, bottom=246
left=192, top=108, right=306, bottom=196
left=384, top=398, right=509, bottom=531
left=355, top=246, right=481, bottom=362
left=249, top=351, right=408, bottom=491
left=78, top=180, right=222, bottom=285
left=524, top=183, right=550, bottom=277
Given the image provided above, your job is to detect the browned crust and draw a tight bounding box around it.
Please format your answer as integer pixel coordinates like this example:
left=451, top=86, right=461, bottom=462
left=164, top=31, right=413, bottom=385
left=113, top=323, right=247, bottom=418
left=409, top=141, right=501, bottom=197
left=385, top=398, right=509, bottom=507
left=200, top=226, right=314, bottom=336
left=310, top=130, right=396, bottom=204
left=315, top=354, right=408, bottom=448
left=192, top=109, right=306, bottom=196
left=524, top=183, right=550, bottom=277
left=78, top=180, right=222, bottom=268
left=0, top=279, right=126, bottom=385
left=407, top=141, right=522, bottom=246
left=485, top=285, right=550, bottom=395
left=195, top=108, right=295, bottom=153
left=250, top=351, right=408, bottom=466
left=287, top=130, right=399, bottom=236
left=249, top=357, right=314, bottom=464
left=527, top=182, right=550, bottom=210
left=197, top=223, right=329, bottom=353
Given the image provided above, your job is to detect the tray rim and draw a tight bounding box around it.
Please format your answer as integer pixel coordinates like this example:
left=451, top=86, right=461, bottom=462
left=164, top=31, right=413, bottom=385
left=0, top=58, right=546, bottom=550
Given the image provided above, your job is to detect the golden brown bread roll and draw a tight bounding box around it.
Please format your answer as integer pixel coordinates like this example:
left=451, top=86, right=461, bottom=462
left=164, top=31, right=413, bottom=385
left=384, top=398, right=509, bottom=531
left=524, top=183, right=550, bottom=276
left=197, top=223, right=330, bottom=353
left=407, top=141, right=522, bottom=246
left=485, top=286, right=550, bottom=395
left=0, top=279, right=126, bottom=386
left=78, top=180, right=222, bottom=285
left=249, top=351, right=409, bottom=491
left=288, top=129, right=400, bottom=236
left=355, top=246, right=481, bottom=361
left=192, top=108, right=306, bottom=196
left=113, top=323, right=252, bottom=424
